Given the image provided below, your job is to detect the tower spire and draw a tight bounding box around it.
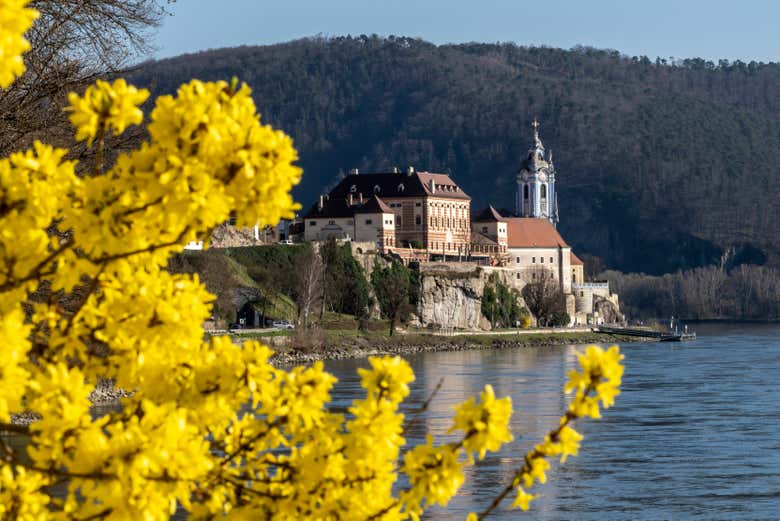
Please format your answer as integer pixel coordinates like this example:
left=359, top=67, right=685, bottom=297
left=530, top=117, right=545, bottom=152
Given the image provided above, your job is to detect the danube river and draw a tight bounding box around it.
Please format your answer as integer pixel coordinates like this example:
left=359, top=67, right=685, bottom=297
left=326, top=323, right=780, bottom=520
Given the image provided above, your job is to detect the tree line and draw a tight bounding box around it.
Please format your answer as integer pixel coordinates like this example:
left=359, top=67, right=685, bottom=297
left=130, top=35, right=780, bottom=276
left=604, top=264, right=780, bottom=320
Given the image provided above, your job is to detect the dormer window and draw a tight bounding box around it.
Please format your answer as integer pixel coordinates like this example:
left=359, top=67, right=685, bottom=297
left=397, top=183, right=405, bottom=192
left=373, top=185, right=380, bottom=194
left=350, top=185, right=357, bottom=193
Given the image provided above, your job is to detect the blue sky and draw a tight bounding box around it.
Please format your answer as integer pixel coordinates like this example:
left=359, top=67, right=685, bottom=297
left=153, top=0, right=780, bottom=63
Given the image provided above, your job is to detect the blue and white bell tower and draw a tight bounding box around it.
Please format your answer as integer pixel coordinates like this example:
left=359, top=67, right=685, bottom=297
left=515, top=118, right=558, bottom=226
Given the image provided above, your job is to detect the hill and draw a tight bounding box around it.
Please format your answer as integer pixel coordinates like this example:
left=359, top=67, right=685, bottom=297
left=130, top=36, right=780, bottom=275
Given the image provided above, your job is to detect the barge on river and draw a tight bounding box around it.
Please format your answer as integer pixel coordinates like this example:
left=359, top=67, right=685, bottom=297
left=594, top=325, right=696, bottom=342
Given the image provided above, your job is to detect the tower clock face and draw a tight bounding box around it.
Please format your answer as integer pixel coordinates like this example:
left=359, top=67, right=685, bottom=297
left=538, top=172, right=547, bottom=182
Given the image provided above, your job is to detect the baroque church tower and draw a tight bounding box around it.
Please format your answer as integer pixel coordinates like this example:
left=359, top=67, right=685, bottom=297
left=515, top=118, right=559, bottom=226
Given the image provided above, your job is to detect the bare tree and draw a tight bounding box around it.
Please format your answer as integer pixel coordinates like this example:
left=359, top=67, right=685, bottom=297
left=0, top=1, right=169, bottom=158
left=520, top=266, right=565, bottom=327
left=370, top=261, right=414, bottom=336
left=293, top=247, right=324, bottom=328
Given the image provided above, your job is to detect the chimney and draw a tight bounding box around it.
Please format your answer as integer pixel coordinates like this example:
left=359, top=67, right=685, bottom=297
left=430, top=179, right=436, bottom=194
left=407, top=166, right=415, bottom=177
left=318, top=195, right=324, bottom=211
left=350, top=168, right=359, bottom=175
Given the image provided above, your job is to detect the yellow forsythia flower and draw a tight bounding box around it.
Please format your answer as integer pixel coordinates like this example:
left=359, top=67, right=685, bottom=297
left=451, top=384, right=513, bottom=460
left=0, top=465, right=50, bottom=520
left=67, top=79, right=149, bottom=144
left=358, top=355, right=415, bottom=404
left=402, top=436, right=465, bottom=511
left=0, top=0, right=38, bottom=87
left=512, top=486, right=536, bottom=511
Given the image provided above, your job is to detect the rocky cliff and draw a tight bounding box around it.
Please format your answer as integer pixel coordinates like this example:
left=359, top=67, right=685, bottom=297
left=416, top=264, right=521, bottom=330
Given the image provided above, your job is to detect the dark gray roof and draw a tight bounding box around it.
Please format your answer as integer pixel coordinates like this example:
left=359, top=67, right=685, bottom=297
left=303, top=198, right=355, bottom=219
left=472, top=205, right=505, bottom=222
left=304, top=195, right=394, bottom=219
left=470, top=230, right=499, bottom=245
left=353, top=195, right=393, bottom=214
left=305, top=171, right=469, bottom=219
left=324, top=171, right=469, bottom=201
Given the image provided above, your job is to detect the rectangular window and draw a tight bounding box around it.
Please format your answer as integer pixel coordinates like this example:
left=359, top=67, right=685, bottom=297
left=541, top=257, right=545, bottom=263
left=516, top=273, right=521, bottom=279
left=416, top=215, right=421, bottom=225
left=550, top=256, right=554, bottom=263
left=516, top=257, right=520, bottom=263
left=532, top=273, right=536, bottom=279
left=482, top=226, right=488, bottom=233
left=328, top=220, right=335, bottom=225
left=365, top=219, right=372, bottom=225
left=415, top=202, right=421, bottom=207
left=532, top=257, right=536, bottom=263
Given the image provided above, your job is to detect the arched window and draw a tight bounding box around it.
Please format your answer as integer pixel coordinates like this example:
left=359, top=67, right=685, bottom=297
left=397, top=183, right=405, bottom=192
left=373, top=185, right=380, bottom=194
left=523, top=185, right=529, bottom=199
left=541, top=184, right=547, bottom=198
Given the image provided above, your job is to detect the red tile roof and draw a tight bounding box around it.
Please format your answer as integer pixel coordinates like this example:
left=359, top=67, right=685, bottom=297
left=505, top=218, right=570, bottom=248
left=416, top=172, right=471, bottom=200
left=571, top=252, right=584, bottom=265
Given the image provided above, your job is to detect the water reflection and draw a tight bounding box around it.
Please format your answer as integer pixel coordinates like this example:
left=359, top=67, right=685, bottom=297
left=328, top=345, right=580, bottom=518
left=327, top=324, right=780, bottom=519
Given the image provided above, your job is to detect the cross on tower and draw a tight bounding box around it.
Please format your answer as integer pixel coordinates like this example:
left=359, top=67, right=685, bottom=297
left=531, top=117, right=540, bottom=132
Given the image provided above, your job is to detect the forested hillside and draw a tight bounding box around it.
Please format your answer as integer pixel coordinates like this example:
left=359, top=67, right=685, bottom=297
left=130, top=36, right=780, bottom=275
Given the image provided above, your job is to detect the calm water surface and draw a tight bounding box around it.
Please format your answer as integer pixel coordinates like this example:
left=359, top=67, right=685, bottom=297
left=325, top=323, right=780, bottom=520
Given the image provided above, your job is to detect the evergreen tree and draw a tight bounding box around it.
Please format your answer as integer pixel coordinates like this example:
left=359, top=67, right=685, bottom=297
left=481, top=273, right=526, bottom=329
left=319, top=238, right=372, bottom=319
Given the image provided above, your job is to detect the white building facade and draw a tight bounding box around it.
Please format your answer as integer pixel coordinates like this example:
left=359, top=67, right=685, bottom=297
left=304, top=195, right=396, bottom=249
left=516, top=118, right=558, bottom=227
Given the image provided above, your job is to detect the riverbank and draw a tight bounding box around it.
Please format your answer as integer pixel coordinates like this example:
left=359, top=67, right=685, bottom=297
left=11, top=329, right=638, bottom=419
left=267, top=330, right=644, bottom=365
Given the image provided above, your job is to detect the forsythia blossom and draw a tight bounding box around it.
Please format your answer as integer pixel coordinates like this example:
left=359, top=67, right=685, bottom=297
left=67, top=79, right=149, bottom=144
left=0, top=0, right=38, bottom=87
left=0, top=9, right=623, bottom=520
left=451, top=384, right=513, bottom=460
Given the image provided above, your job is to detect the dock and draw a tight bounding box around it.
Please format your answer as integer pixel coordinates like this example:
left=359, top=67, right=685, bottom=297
left=594, top=325, right=696, bottom=342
